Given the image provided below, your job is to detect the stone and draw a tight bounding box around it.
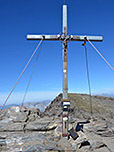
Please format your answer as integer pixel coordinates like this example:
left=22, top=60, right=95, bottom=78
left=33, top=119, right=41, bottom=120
left=83, top=120, right=108, bottom=134
left=0, top=139, right=6, bottom=146
left=9, top=111, right=28, bottom=123
left=48, top=123, right=57, bottom=130
left=89, top=139, right=106, bottom=149
left=25, top=121, right=57, bottom=131
left=0, top=135, right=7, bottom=139
left=27, top=113, right=40, bottom=122
left=1, top=109, right=28, bottom=123
left=57, top=137, right=72, bottom=149
left=75, top=131, right=88, bottom=147
left=0, top=118, right=13, bottom=123
left=0, top=122, right=25, bottom=132
left=43, top=139, right=59, bottom=151
left=54, top=125, right=62, bottom=137
left=97, top=128, right=114, bottom=137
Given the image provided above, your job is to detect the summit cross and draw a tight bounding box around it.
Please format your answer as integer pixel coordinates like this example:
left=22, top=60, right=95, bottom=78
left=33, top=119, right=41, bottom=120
left=27, top=4, right=103, bottom=137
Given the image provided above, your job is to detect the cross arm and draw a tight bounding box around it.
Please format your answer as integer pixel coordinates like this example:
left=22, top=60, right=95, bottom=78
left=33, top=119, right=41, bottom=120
left=27, top=34, right=103, bottom=42
left=70, top=35, right=103, bottom=42
left=27, top=34, right=61, bottom=41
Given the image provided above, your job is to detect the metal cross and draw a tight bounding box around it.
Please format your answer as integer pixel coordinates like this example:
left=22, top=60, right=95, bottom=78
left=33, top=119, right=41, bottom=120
left=27, top=4, right=103, bottom=137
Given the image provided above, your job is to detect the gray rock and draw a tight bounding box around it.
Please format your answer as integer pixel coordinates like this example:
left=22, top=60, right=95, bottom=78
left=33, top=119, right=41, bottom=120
left=57, top=137, right=73, bottom=149
left=0, top=122, right=25, bottom=132
left=0, top=107, right=28, bottom=123
left=83, top=120, right=108, bottom=134
left=97, top=128, right=114, bottom=137
left=0, top=118, right=13, bottom=123
left=27, top=113, right=40, bottom=122
left=0, top=139, right=6, bottom=146
left=25, top=121, right=57, bottom=131
left=9, top=111, right=28, bottom=123
left=89, top=139, right=106, bottom=149
left=75, top=131, right=88, bottom=147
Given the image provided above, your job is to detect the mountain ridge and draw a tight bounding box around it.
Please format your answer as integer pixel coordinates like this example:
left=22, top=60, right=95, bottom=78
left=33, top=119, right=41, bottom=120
left=0, top=100, right=51, bottom=112
left=0, top=93, right=114, bottom=152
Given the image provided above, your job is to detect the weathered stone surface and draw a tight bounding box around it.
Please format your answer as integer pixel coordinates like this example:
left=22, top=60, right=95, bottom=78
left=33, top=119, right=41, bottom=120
left=25, top=121, right=57, bottom=131
left=83, top=120, right=108, bottom=133
left=75, top=131, right=88, bottom=146
left=102, top=137, right=114, bottom=152
left=0, top=107, right=28, bottom=123
left=0, top=93, right=114, bottom=152
left=57, top=137, right=73, bottom=150
left=0, top=139, right=7, bottom=152
left=0, top=134, right=7, bottom=139
left=54, top=125, right=62, bottom=137
left=27, top=113, right=40, bottom=122
left=9, top=112, right=27, bottom=123
left=0, top=122, right=25, bottom=132
left=97, top=128, right=114, bottom=137
left=89, top=139, right=106, bottom=149
left=0, top=118, right=13, bottom=123
left=0, top=139, right=6, bottom=146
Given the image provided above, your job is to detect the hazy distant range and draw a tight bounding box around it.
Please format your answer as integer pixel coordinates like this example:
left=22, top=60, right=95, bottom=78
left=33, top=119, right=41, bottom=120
left=0, top=93, right=114, bottom=111
left=0, top=100, right=51, bottom=112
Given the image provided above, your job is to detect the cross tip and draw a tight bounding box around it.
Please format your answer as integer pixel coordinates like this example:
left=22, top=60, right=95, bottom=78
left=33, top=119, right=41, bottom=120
left=63, top=0, right=66, bottom=5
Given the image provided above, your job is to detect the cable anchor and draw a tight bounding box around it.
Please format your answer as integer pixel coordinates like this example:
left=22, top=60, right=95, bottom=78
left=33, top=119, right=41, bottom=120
left=82, top=37, right=87, bottom=46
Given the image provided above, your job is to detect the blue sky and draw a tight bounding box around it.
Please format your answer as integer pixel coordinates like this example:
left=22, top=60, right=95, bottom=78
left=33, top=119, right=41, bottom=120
left=0, top=0, right=114, bottom=104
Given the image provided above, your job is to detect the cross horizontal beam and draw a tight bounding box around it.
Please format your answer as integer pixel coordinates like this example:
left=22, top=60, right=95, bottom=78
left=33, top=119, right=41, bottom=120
left=27, top=35, right=60, bottom=41
left=71, top=35, right=103, bottom=42
left=27, top=34, right=103, bottom=42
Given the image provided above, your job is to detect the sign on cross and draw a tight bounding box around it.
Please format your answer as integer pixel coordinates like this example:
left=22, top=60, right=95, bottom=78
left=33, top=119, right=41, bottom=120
left=27, top=4, right=103, bottom=137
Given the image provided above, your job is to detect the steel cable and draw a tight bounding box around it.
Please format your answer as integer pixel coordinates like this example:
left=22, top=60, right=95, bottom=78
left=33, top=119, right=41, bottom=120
left=0, top=39, right=43, bottom=111
left=20, top=41, right=43, bottom=109
left=83, top=43, right=93, bottom=116
left=87, top=39, right=114, bottom=72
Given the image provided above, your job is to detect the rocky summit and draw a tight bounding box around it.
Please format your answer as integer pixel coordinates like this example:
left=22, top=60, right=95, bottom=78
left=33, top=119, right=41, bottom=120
left=0, top=93, right=114, bottom=152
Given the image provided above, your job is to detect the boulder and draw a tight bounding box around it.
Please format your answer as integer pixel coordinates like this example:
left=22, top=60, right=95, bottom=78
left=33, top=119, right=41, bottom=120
left=75, top=131, right=88, bottom=146
left=0, top=107, right=28, bottom=123
left=0, top=135, right=7, bottom=139
left=57, top=137, right=73, bottom=149
left=0, top=122, right=25, bottom=132
left=25, top=121, right=57, bottom=131
left=0, top=139, right=6, bottom=146
left=83, top=120, right=108, bottom=133
left=0, top=118, right=13, bottom=123
left=89, top=139, right=106, bottom=149
left=9, top=111, right=28, bottom=123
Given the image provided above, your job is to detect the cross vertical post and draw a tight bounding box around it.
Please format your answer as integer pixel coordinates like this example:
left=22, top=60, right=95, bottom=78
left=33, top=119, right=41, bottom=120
left=63, top=5, right=68, bottom=99
left=61, top=5, right=70, bottom=137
